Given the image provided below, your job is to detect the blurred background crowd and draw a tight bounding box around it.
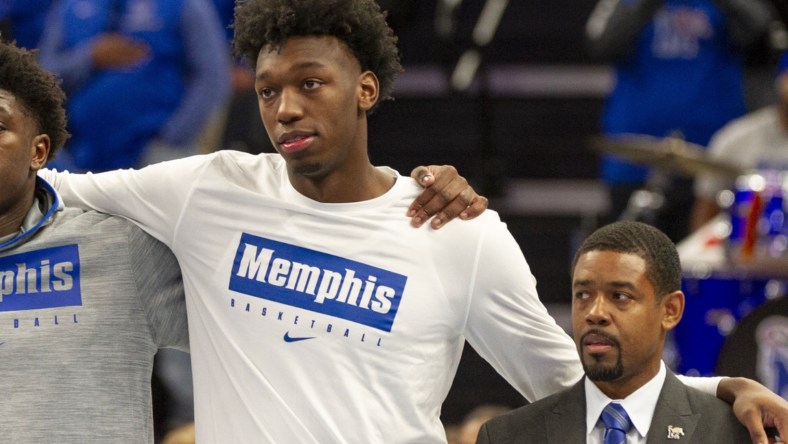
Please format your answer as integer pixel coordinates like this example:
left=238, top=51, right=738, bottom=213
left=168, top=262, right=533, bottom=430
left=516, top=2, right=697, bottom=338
left=2, top=1, right=786, bottom=443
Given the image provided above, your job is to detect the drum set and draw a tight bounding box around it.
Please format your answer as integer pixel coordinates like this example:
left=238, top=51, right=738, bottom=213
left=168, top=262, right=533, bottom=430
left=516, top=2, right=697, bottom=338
left=593, top=135, right=787, bottom=397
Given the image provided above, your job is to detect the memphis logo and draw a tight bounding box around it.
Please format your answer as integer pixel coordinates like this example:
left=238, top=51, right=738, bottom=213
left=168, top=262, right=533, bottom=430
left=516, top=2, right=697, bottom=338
left=0, top=245, right=82, bottom=311
left=229, top=233, right=406, bottom=332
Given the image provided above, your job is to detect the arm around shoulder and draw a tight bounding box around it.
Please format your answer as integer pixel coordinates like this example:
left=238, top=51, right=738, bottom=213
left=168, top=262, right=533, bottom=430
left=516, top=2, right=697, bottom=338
left=39, top=155, right=210, bottom=243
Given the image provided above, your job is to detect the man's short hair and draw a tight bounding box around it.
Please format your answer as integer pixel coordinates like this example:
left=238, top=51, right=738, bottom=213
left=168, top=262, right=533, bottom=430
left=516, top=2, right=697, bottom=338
left=232, top=0, right=403, bottom=110
left=0, top=41, right=69, bottom=161
left=572, top=221, right=681, bottom=298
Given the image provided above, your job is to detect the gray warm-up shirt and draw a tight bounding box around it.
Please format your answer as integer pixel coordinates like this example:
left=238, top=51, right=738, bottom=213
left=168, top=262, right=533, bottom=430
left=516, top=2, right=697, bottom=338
left=0, top=179, right=188, bottom=443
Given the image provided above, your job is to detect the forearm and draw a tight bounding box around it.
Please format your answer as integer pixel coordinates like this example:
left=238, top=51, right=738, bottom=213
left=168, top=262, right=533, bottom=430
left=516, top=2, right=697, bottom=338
left=585, top=0, right=663, bottom=61
left=717, top=376, right=755, bottom=403
left=714, top=0, right=773, bottom=49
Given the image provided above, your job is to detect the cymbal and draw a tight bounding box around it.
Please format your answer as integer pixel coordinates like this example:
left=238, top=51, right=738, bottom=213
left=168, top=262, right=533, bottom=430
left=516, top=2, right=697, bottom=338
left=590, top=134, right=743, bottom=178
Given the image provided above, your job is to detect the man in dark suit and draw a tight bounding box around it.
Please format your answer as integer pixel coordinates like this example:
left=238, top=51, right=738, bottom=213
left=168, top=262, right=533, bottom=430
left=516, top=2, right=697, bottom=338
left=477, top=221, right=757, bottom=443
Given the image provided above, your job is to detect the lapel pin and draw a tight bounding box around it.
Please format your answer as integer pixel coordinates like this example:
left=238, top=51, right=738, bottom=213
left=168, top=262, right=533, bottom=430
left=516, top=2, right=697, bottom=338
left=667, top=425, right=685, bottom=440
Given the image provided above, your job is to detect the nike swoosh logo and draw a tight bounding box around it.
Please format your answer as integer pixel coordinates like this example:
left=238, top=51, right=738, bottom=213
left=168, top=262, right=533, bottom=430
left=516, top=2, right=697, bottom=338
left=283, top=332, right=315, bottom=343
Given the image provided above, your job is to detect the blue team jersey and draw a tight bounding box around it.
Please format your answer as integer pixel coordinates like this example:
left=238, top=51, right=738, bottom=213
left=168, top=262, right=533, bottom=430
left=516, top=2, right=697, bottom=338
left=39, top=0, right=230, bottom=172
left=602, top=0, right=746, bottom=183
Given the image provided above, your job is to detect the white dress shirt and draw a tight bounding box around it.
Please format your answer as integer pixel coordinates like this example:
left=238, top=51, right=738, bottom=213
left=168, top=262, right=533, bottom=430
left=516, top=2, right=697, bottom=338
left=584, top=361, right=667, bottom=444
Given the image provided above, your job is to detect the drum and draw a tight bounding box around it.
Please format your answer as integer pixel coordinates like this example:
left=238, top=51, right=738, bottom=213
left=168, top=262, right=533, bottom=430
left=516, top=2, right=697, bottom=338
left=716, top=297, right=788, bottom=399
left=726, top=170, right=787, bottom=262
left=672, top=168, right=788, bottom=376
left=673, top=274, right=785, bottom=376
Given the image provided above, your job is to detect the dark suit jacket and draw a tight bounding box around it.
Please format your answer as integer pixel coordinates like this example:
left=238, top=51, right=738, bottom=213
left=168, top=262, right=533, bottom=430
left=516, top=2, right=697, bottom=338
left=476, top=370, right=750, bottom=443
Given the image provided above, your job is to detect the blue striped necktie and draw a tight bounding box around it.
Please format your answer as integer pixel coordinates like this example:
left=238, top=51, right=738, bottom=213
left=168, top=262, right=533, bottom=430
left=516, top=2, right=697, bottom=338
left=601, top=403, right=632, bottom=444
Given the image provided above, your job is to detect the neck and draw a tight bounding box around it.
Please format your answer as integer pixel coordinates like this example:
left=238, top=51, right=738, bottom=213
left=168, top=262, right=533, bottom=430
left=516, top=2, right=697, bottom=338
left=285, top=119, right=394, bottom=202
left=289, top=163, right=395, bottom=203
left=592, top=358, right=662, bottom=400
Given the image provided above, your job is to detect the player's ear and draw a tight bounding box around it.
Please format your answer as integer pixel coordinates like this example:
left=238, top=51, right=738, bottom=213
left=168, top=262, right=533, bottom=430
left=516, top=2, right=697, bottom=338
left=358, top=71, right=379, bottom=112
left=30, top=134, right=51, bottom=171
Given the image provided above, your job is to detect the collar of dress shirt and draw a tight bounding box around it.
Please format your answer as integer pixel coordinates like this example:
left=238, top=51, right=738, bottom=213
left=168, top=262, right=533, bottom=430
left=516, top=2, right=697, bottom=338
left=584, top=360, right=667, bottom=439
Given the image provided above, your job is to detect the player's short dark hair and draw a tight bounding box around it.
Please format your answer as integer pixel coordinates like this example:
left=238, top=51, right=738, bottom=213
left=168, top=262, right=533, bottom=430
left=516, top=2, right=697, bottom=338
left=572, top=221, right=681, bottom=299
left=233, top=0, right=403, bottom=110
left=0, top=41, right=69, bottom=162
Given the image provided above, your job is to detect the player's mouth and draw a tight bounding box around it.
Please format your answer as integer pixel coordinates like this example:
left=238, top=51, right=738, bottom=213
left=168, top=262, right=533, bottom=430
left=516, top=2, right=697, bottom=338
left=278, top=131, right=315, bottom=153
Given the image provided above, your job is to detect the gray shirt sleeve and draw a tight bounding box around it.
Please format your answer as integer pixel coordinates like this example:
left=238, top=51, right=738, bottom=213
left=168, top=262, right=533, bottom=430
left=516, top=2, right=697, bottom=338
left=128, top=225, right=189, bottom=352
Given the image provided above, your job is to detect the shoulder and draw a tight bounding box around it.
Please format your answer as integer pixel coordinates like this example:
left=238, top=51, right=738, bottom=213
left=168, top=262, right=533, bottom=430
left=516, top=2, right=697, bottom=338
left=708, top=107, right=777, bottom=155
left=211, top=150, right=285, bottom=175
left=214, top=150, right=281, bottom=164
left=658, top=373, right=750, bottom=440
left=169, top=151, right=287, bottom=193
left=686, top=387, right=749, bottom=439
left=397, top=175, right=505, bottom=230
left=53, top=209, right=165, bottom=250
left=662, top=372, right=729, bottom=412
left=682, top=384, right=739, bottom=418
left=41, top=210, right=176, bottom=277
left=54, top=208, right=132, bottom=232
left=479, top=390, right=569, bottom=437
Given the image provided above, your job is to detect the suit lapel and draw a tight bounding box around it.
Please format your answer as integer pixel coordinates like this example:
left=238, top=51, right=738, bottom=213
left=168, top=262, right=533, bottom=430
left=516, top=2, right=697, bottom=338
left=646, top=371, right=701, bottom=443
left=545, top=379, right=588, bottom=443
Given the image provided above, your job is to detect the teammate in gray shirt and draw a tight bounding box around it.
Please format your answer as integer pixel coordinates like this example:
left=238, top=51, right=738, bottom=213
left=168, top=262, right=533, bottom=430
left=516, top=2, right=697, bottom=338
left=0, top=40, right=188, bottom=443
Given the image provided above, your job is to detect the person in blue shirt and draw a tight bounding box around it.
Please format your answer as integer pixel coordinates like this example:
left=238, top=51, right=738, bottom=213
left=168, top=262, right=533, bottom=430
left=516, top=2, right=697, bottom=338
left=0, top=0, right=55, bottom=49
left=193, top=0, right=270, bottom=156
left=585, top=0, right=772, bottom=242
left=38, top=0, right=231, bottom=172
